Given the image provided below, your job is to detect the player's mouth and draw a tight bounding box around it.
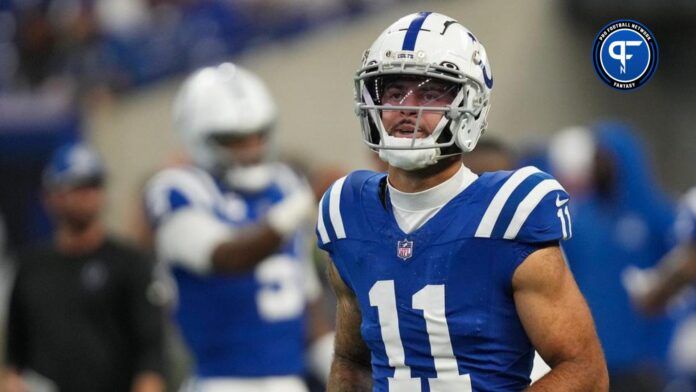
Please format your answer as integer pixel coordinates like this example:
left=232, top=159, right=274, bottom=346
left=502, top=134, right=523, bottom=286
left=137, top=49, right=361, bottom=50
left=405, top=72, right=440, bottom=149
left=390, top=122, right=428, bottom=138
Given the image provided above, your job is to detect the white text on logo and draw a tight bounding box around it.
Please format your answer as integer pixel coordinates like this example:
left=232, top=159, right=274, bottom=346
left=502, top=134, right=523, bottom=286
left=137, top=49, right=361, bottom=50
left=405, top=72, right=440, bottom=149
left=608, top=40, right=642, bottom=74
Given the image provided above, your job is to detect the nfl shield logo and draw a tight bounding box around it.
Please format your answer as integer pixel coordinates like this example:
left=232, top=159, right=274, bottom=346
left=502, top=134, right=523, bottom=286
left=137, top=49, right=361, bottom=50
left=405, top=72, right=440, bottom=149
left=397, top=239, right=414, bottom=261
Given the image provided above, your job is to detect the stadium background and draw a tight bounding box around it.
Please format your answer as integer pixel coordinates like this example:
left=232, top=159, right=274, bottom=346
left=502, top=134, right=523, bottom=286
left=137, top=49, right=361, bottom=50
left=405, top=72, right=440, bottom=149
left=1, top=0, right=695, bottom=389
left=88, top=0, right=696, bottom=236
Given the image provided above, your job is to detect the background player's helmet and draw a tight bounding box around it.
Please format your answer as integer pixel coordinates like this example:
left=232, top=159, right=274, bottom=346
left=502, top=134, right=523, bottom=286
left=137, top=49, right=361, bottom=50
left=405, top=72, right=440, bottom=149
left=173, top=63, right=277, bottom=170
left=354, top=12, right=493, bottom=170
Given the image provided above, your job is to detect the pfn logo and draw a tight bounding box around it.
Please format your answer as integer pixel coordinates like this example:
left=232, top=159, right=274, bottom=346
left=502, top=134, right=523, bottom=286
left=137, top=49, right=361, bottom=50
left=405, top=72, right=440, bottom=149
left=608, top=40, right=642, bottom=74
left=592, top=20, right=658, bottom=91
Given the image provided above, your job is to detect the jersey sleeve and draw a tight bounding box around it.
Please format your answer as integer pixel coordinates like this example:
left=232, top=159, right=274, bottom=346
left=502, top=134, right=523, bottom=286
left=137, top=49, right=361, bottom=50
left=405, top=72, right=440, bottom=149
left=314, top=170, right=375, bottom=251
left=315, top=175, right=348, bottom=253
left=513, top=186, right=572, bottom=244
left=144, top=167, right=217, bottom=225
left=144, top=168, right=232, bottom=274
left=474, top=167, right=572, bottom=244
left=315, top=171, right=377, bottom=292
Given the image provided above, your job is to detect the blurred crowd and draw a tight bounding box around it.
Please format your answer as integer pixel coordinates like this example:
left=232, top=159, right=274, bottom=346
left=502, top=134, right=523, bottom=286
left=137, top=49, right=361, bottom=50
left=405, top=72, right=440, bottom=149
left=0, top=0, right=406, bottom=95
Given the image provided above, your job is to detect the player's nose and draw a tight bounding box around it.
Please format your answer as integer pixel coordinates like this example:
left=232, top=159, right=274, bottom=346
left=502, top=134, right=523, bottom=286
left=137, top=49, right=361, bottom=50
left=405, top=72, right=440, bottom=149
left=398, top=94, right=419, bottom=115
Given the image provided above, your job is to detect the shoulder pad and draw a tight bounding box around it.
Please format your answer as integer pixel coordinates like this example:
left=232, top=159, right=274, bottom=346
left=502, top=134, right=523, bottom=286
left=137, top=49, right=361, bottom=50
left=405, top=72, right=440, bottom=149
left=316, top=170, right=377, bottom=250
left=474, top=166, right=572, bottom=243
left=144, top=166, right=221, bottom=224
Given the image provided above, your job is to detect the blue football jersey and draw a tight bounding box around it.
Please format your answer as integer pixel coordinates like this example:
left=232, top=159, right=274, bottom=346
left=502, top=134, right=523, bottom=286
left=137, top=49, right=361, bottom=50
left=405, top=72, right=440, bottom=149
left=316, top=166, right=571, bottom=392
left=146, top=164, right=313, bottom=378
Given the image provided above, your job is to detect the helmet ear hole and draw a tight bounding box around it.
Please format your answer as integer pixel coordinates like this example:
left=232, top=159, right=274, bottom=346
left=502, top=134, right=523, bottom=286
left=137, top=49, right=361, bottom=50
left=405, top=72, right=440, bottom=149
left=437, top=125, right=462, bottom=156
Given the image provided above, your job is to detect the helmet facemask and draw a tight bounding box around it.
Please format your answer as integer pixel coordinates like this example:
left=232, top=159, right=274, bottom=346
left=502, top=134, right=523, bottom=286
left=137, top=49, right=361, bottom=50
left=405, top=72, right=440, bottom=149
left=355, top=62, right=489, bottom=170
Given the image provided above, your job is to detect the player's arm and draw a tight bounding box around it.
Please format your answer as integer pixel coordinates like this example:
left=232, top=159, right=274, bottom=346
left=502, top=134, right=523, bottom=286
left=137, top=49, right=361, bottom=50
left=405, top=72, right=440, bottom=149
left=149, top=171, right=314, bottom=275
left=628, top=190, right=696, bottom=314
left=630, top=244, right=696, bottom=315
left=512, top=246, right=608, bottom=392
left=209, top=185, right=316, bottom=274
left=209, top=223, right=284, bottom=273
left=327, top=260, right=372, bottom=392
left=160, top=210, right=302, bottom=275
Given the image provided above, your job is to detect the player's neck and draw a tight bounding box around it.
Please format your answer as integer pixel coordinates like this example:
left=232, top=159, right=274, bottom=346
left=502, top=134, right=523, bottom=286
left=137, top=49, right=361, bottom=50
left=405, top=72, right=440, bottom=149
left=55, top=220, right=106, bottom=256
left=388, top=156, right=463, bottom=193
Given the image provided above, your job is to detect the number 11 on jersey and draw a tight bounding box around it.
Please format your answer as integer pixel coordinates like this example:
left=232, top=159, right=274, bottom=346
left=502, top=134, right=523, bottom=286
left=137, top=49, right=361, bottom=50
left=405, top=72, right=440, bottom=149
left=556, top=206, right=572, bottom=239
left=369, top=280, right=472, bottom=392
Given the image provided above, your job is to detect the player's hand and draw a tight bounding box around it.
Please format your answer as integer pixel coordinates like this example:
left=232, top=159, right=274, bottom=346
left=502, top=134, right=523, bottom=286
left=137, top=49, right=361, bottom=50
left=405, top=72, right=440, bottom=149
left=621, top=265, right=658, bottom=314
left=266, top=182, right=316, bottom=238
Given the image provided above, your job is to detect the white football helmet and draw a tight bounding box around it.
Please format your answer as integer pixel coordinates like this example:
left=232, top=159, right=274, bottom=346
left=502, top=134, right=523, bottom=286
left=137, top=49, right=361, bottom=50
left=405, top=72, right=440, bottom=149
left=355, top=12, right=493, bottom=170
left=173, top=63, right=278, bottom=191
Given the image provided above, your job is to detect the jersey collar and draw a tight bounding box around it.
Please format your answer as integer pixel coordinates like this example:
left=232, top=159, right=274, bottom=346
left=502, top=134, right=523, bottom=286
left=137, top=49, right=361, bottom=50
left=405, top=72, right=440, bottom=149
left=387, top=164, right=478, bottom=212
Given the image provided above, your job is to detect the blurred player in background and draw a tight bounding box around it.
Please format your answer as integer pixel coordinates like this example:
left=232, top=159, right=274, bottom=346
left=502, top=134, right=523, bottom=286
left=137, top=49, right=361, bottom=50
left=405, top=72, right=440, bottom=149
left=4, top=142, right=165, bottom=392
left=627, top=188, right=696, bottom=314
left=144, top=63, right=333, bottom=392
left=623, top=188, right=696, bottom=387
left=550, top=123, right=675, bottom=392
left=317, top=12, right=607, bottom=391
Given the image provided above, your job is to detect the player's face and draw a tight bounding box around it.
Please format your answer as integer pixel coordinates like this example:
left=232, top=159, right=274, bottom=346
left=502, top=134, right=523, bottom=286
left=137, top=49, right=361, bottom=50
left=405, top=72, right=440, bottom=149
left=46, top=180, right=105, bottom=229
left=210, top=132, right=268, bottom=166
left=379, top=76, right=458, bottom=139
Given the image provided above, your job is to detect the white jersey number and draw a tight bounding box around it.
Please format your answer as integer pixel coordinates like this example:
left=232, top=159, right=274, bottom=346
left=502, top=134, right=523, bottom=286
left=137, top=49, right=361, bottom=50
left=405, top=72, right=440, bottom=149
left=369, top=280, right=472, bottom=391
left=556, top=206, right=572, bottom=239
left=255, top=255, right=304, bottom=321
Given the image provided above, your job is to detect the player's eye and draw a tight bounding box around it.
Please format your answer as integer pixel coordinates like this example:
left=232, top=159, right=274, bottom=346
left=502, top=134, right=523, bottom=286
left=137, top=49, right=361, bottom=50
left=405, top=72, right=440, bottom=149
left=420, top=86, right=457, bottom=104
left=382, top=88, right=408, bottom=105
left=382, top=88, right=405, bottom=103
left=421, top=90, right=441, bottom=102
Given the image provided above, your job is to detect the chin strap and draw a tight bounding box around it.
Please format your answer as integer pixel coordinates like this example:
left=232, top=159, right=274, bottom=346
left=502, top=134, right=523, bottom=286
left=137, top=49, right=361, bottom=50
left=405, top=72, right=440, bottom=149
left=224, top=163, right=275, bottom=193
left=378, top=133, right=440, bottom=170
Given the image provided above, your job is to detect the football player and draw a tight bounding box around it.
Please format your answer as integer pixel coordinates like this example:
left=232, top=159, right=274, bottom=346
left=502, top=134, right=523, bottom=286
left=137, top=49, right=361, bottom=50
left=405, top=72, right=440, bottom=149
left=316, top=12, right=608, bottom=391
left=145, top=63, right=333, bottom=392
left=624, top=188, right=696, bottom=314
left=622, top=187, right=696, bottom=382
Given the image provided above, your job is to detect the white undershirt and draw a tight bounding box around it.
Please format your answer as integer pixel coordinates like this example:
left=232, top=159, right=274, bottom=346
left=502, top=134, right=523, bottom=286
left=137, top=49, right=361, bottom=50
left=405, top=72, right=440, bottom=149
left=388, top=164, right=478, bottom=234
